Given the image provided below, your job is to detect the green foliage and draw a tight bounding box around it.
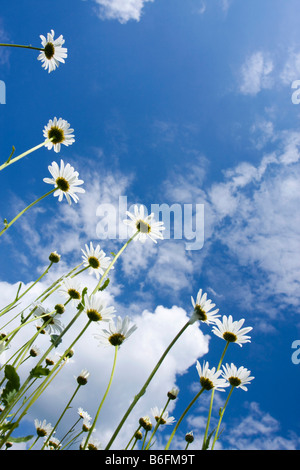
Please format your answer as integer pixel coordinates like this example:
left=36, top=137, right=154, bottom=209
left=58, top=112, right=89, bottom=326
left=1, top=365, right=20, bottom=406
left=29, top=366, right=50, bottom=379
left=98, top=278, right=110, bottom=291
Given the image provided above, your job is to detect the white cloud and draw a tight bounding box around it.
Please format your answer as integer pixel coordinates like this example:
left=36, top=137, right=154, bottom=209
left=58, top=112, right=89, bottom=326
left=0, top=18, right=10, bottom=65
left=239, top=51, right=274, bottom=95
left=0, top=277, right=209, bottom=449
left=225, top=402, right=300, bottom=450
left=280, top=50, right=300, bottom=85
left=92, top=0, right=154, bottom=23
left=161, top=127, right=300, bottom=311
left=220, top=0, right=233, bottom=13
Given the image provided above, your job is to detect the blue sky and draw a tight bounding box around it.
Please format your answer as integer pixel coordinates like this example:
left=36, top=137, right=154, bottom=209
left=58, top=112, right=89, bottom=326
left=0, top=0, right=300, bottom=450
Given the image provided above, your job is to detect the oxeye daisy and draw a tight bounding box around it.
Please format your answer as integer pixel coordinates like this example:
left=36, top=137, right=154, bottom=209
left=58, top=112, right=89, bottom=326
left=212, top=315, right=253, bottom=347
left=84, top=293, right=115, bottom=323
left=43, top=117, right=75, bottom=153
left=80, top=435, right=102, bottom=450
left=34, top=419, right=53, bottom=438
left=36, top=314, right=64, bottom=336
left=151, top=406, right=176, bottom=426
left=167, top=386, right=179, bottom=400
left=76, top=369, right=90, bottom=386
left=139, top=416, right=153, bottom=431
left=123, top=204, right=165, bottom=243
left=38, top=30, right=67, bottom=73
left=43, top=159, right=85, bottom=205
left=94, top=315, right=137, bottom=347
left=81, top=242, right=112, bottom=280
left=221, top=363, right=254, bottom=391
left=189, top=288, right=220, bottom=325
left=29, top=346, right=41, bottom=357
left=46, top=436, right=61, bottom=450
left=78, top=408, right=92, bottom=422
left=59, top=278, right=82, bottom=305
left=196, top=360, right=228, bottom=391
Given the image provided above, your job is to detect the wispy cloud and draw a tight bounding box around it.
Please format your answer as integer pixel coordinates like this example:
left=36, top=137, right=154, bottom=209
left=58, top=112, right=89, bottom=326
left=0, top=18, right=10, bottom=65
left=225, top=402, right=300, bottom=450
left=239, top=51, right=274, bottom=96
left=162, top=127, right=300, bottom=314
left=90, top=0, right=154, bottom=23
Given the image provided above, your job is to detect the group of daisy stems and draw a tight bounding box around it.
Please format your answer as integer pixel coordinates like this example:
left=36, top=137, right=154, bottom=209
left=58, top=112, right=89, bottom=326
left=0, top=33, right=254, bottom=451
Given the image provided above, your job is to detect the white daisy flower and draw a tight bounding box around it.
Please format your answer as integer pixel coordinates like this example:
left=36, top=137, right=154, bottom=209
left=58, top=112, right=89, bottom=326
left=84, top=293, right=115, bottom=323
left=151, top=406, right=176, bottom=426
left=94, top=315, right=137, bottom=347
left=78, top=408, right=92, bottom=422
left=29, top=346, right=41, bottom=357
left=43, top=117, right=75, bottom=153
left=222, top=363, right=254, bottom=391
left=46, top=436, right=61, bottom=450
left=185, top=431, right=194, bottom=444
left=34, top=419, right=53, bottom=437
left=82, top=418, right=92, bottom=432
left=212, top=315, right=253, bottom=347
left=43, top=159, right=85, bottom=205
left=123, top=204, right=165, bottom=243
left=76, top=369, right=90, bottom=386
left=38, top=29, right=67, bottom=73
left=196, top=360, right=229, bottom=392
left=36, top=314, right=64, bottom=336
left=167, top=386, right=179, bottom=400
left=80, top=435, right=102, bottom=450
left=189, top=288, right=220, bottom=325
left=32, top=302, right=52, bottom=319
left=59, top=277, right=82, bottom=305
left=81, top=242, right=112, bottom=280
left=139, top=416, right=153, bottom=431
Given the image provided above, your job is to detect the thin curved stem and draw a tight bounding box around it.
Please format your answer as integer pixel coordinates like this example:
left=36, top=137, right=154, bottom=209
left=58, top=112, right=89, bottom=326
left=92, top=232, right=138, bottom=295
left=0, top=139, right=52, bottom=172
left=0, top=262, right=53, bottom=318
left=165, top=388, right=205, bottom=450
left=202, top=341, right=229, bottom=449
left=0, top=188, right=56, bottom=237
left=42, top=384, right=81, bottom=449
left=0, top=43, right=44, bottom=51
left=105, top=320, right=191, bottom=450
left=0, top=320, right=92, bottom=447
left=211, top=385, right=234, bottom=450
left=83, top=345, right=118, bottom=449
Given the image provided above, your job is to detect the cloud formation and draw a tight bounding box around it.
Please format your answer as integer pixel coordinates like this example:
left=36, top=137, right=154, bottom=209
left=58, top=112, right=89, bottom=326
left=239, top=51, right=274, bottom=95
left=91, top=0, right=154, bottom=23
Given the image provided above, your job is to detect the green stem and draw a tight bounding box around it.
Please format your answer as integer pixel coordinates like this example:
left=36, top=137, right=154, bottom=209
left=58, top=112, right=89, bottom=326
left=211, top=386, right=234, bottom=450
left=0, top=139, right=52, bottom=172
left=0, top=43, right=44, bottom=51
left=0, top=262, right=53, bottom=318
left=165, top=388, right=205, bottom=450
left=42, top=384, right=81, bottom=449
left=0, top=188, right=56, bottom=237
left=60, top=429, right=84, bottom=451
left=124, top=425, right=141, bottom=450
left=141, top=430, right=149, bottom=450
left=105, top=320, right=191, bottom=450
left=131, top=438, right=138, bottom=450
left=0, top=308, right=84, bottom=426
left=28, top=435, right=40, bottom=451
left=83, top=345, right=118, bottom=449
left=59, top=417, right=81, bottom=446
left=92, top=232, right=138, bottom=295
left=201, top=341, right=229, bottom=449
left=0, top=320, right=92, bottom=447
